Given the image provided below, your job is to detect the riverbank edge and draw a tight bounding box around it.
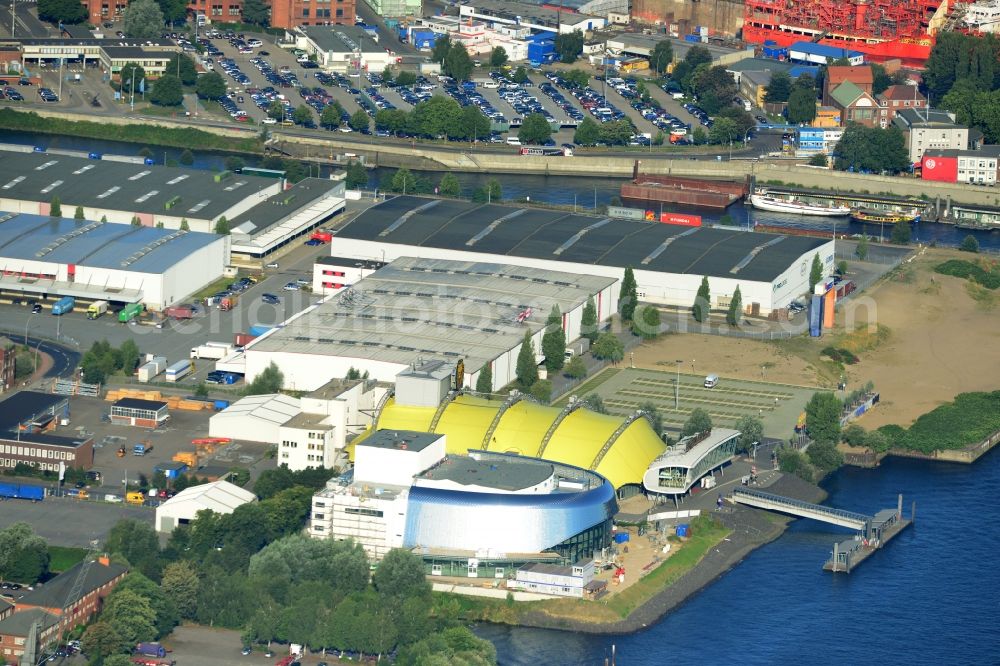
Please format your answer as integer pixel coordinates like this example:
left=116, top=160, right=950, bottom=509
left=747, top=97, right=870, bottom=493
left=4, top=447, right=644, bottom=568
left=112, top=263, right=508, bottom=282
left=457, top=475, right=827, bottom=636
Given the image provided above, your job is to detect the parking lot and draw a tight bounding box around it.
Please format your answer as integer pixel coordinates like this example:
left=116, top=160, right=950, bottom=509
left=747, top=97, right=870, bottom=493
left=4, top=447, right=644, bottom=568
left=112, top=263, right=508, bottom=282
left=581, top=367, right=819, bottom=437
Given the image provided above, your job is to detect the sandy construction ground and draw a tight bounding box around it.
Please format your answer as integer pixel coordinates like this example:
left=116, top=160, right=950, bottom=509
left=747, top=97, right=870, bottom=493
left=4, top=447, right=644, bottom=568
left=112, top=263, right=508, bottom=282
left=631, top=248, right=1000, bottom=429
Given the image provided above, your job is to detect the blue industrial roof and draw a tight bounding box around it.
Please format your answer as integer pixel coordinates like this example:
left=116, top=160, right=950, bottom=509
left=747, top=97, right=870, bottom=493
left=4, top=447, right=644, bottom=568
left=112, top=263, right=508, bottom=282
left=789, top=41, right=863, bottom=59
left=0, top=214, right=222, bottom=274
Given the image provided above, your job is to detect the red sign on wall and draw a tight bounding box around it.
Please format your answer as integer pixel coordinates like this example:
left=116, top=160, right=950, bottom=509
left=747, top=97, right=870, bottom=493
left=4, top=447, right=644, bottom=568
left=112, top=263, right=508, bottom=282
left=921, top=155, right=958, bottom=183
left=659, top=212, right=702, bottom=227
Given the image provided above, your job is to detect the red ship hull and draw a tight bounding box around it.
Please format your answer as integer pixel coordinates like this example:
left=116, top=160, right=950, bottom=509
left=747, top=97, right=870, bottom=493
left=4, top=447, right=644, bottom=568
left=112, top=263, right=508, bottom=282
left=742, top=24, right=934, bottom=66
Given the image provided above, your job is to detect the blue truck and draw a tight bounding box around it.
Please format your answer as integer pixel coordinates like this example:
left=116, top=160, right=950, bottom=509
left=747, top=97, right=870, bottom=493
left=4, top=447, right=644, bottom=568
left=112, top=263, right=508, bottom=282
left=0, top=482, right=45, bottom=501
left=51, top=296, right=75, bottom=315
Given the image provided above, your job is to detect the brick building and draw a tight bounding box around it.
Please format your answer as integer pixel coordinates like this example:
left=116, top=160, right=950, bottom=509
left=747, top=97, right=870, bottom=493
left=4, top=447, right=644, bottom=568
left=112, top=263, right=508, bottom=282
left=0, top=433, right=94, bottom=472
left=0, top=557, right=127, bottom=664
left=829, top=81, right=879, bottom=127
left=876, top=85, right=927, bottom=128
left=0, top=339, right=15, bottom=394
left=822, top=65, right=873, bottom=106
left=110, top=398, right=170, bottom=429
left=83, top=0, right=356, bottom=29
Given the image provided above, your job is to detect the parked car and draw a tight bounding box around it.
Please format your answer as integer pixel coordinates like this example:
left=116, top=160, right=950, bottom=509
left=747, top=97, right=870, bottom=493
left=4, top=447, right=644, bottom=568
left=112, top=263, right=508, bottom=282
left=265, top=261, right=279, bottom=268
left=261, top=293, right=280, bottom=304
left=282, top=282, right=300, bottom=291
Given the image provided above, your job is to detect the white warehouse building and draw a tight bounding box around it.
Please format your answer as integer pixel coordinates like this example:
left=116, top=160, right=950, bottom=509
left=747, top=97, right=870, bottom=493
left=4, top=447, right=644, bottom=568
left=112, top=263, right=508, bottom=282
left=154, top=479, right=257, bottom=533
left=321, top=195, right=836, bottom=316
left=0, top=213, right=229, bottom=309
left=241, top=256, right=617, bottom=391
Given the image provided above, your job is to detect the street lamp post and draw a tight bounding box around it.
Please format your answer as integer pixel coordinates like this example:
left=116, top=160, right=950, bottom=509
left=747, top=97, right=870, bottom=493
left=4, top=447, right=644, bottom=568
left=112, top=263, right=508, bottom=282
left=675, top=359, right=682, bottom=409
left=24, top=311, right=35, bottom=345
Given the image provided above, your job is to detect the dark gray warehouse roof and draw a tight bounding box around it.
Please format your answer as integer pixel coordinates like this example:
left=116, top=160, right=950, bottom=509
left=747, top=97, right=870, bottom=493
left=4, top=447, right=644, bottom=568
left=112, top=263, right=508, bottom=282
left=0, top=214, right=224, bottom=273
left=336, top=196, right=829, bottom=282
left=0, top=150, right=278, bottom=221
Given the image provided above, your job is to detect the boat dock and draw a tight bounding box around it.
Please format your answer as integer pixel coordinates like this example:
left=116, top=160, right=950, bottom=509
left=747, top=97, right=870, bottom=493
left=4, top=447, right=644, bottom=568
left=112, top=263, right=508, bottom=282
left=730, top=488, right=914, bottom=572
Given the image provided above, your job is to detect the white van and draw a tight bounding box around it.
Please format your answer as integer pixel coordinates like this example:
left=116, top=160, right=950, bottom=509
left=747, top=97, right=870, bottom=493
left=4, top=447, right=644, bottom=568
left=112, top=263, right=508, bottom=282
left=704, top=374, right=719, bottom=388
left=506, top=136, right=522, bottom=146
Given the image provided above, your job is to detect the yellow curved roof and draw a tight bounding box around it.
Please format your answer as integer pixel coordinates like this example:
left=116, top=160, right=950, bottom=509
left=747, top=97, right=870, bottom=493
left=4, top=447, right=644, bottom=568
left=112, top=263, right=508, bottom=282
left=358, top=394, right=666, bottom=488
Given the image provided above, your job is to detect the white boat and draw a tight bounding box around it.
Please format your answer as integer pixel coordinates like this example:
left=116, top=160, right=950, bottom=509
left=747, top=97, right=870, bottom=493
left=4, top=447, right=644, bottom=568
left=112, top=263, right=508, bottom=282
left=750, top=193, right=850, bottom=217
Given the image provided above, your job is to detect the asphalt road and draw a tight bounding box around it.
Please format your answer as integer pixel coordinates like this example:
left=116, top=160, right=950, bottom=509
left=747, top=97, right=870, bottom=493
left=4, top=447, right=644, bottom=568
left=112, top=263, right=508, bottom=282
left=0, top=0, right=51, bottom=39
left=0, top=494, right=153, bottom=548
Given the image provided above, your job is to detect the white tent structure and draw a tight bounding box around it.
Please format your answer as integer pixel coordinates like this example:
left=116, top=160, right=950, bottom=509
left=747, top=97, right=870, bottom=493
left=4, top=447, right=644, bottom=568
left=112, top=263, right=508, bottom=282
left=154, top=479, right=257, bottom=533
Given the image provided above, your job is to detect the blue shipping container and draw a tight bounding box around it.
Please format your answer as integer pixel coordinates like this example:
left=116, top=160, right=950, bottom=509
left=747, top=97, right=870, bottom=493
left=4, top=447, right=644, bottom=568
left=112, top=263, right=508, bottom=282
left=675, top=524, right=690, bottom=537
left=213, top=400, right=231, bottom=410
left=613, top=532, right=630, bottom=543
left=248, top=325, right=273, bottom=337
left=810, top=295, right=823, bottom=337
left=684, top=34, right=700, bottom=43
left=0, top=482, right=45, bottom=500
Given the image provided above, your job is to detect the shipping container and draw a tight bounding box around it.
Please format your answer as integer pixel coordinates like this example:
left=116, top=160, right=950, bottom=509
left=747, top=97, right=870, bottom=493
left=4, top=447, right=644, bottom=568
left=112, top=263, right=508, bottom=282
left=809, top=295, right=823, bottom=337
left=137, top=356, right=167, bottom=382
left=118, top=302, right=144, bottom=323
left=213, top=400, right=231, bottom=410
left=822, top=289, right=836, bottom=328
left=248, top=325, right=273, bottom=338
left=675, top=524, right=690, bottom=537
left=0, top=482, right=45, bottom=501
left=190, top=343, right=233, bottom=360
left=233, top=332, right=257, bottom=347
left=658, top=212, right=702, bottom=227
left=51, top=296, right=75, bottom=315
left=613, top=532, right=630, bottom=543
left=164, top=305, right=194, bottom=320
left=165, top=359, right=192, bottom=382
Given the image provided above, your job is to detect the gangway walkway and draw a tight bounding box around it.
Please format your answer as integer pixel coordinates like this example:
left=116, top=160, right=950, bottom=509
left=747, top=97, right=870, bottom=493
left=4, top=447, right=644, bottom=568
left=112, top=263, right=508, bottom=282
left=731, top=487, right=871, bottom=531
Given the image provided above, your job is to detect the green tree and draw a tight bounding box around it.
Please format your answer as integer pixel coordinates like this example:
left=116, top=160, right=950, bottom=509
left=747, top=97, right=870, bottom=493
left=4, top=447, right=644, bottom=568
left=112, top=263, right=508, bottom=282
left=518, top=112, right=553, bottom=145
left=682, top=407, right=713, bottom=437
left=292, top=105, right=313, bottom=125
left=809, top=253, right=824, bottom=292
left=489, top=45, right=509, bottom=68
left=241, top=0, right=270, bottom=25
left=444, top=43, right=474, bottom=82
left=155, top=0, right=188, bottom=24
left=389, top=167, right=418, bottom=193
left=923, top=31, right=999, bottom=100
left=104, top=656, right=136, bottom=666
left=438, top=172, right=461, bottom=197
left=541, top=305, right=566, bottom=372
left=349, top=109, right=370, bottom=132
left=726, top=285, right=743, bottom=326
left=651, top=40, right=674, bottom=74
left=214, top=216, right=229, bottom=235
left=106, top=519, right=160, bottom=578
left=778, top=447, right=815, bottom=482
left=808, top=153, right=828, bottom=167
left=960, top=234, right=980, bottom=253
left=592, top=332, right=624, bottom=364
left=245, top=362, right=284, bottom=395
left=842, top=423, right=867, bottom=446
left=37, top=0, right=87, bottom=23
left=864, top=429, right=892, bottom=453
left=734, top=415, right=763, bottom=454
left=49, top=196, right=62, bottom=217
left=397, top=626, right=497, bottom=666
left=833, top=124, right=909, bottom=174
left=102, top=588, right=158, bottom=649
left=167, top=53, right=198, bottom=86
left=472, top=178, right=502, bottom=202
left=115, top=572, right=179, bottom=637
left=119, top=339, right=140, bottom=374
left=431, top=34, right=452, bottom=64
left=692, top=126, right=707, bottom=145
left=0, top=523, right=49, bottom=584
left=120, top=62, right=146, bottom=94
left=512, top=66, right=528, bottom=84
left=194, top=382, right=209, bottom=398
left=554, top=30, right=584, bottom=64
left=195, top=71, right=226, bottom=101
left=476, top=363, right=493, bottom=394
left=764, top=70, right=792, bottom=103
left=179, top=149, right=194, bottom=166
left=564, top=355, right=587, bottom=380
left=869, top=63, right=893, bottom=95
left=131, top=215, right=142, bottom=226
left=321, top=103, right=344, bottom=129
left=581, top=295, right=598, bottom=342
left=619, top=266, right=638, bottom=322
left=692, top=276, right=711, bottom=323
left=573, top=116, right=602, bottom=145
left=692, top=65, right=738, bottom=114
left=891, top=221, right=911, bottom=244
left=807, top=440, right=844, bottom=473
left=787, top=86, right=817, bottom=124
left=805, top=391, right=843, bottom=444
left=81, top=621, right=123, bottom=659
left=179, top=218, right=189, bottom=231
left=373, top=107, right=405, bottom=134
left=640, top=401, right=664, bottom=438
left=395, top=70, right=417, bottom=87
left=631, top=304, right=661, bottom=339
left=267, top=100, right=285, bottom=121
left=150, top=74, right=183, bottom=106
left=529, top=379, right=553, bottom=403
left=856, top=234, right=869, bottom=260
left=381, top=65, right=394, bottom=84
left=515, top=330, right=538, bottom=389
left=374, top=548, right=431, bottom=600
left=345, top=161, right=368, bottom=189
left=123, top=0, right=165, bottom=40
left=708, top=116, right=739, bottom=145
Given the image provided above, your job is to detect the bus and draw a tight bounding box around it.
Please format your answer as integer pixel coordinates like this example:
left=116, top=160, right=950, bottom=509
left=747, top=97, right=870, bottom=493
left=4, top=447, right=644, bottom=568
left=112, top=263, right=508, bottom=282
left=519, top=146, right=573, bottom=157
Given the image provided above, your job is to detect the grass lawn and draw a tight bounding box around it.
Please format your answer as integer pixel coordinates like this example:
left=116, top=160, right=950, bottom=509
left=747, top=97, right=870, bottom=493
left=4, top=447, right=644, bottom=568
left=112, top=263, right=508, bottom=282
left=192, top=274, right=239, bottom=300
left=49, top=546, right=88, bottom=573
left=139, top=104, right=190, bottom=118
left=553, top=367, right=620, bottom=407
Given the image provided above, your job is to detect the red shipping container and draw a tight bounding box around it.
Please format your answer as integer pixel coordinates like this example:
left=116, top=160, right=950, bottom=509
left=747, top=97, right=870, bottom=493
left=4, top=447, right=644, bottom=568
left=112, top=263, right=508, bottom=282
left=659, top=212, right=702, bottom=227
left=921, top=154, right=957, bottom=182
left=311, top=231, right=333, bottom=242
left=233, top=333, right=257, bottom=347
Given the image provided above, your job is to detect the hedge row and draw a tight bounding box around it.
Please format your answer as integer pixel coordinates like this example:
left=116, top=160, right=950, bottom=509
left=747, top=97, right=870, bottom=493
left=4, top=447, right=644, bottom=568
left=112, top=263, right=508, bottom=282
left=0, top=108, right=262, bottom=154
left=877, top=391, right=1000, bottom=453
left=822, top=347, right=860, bottom=364
left=934, top=259, right=1000, bottom=290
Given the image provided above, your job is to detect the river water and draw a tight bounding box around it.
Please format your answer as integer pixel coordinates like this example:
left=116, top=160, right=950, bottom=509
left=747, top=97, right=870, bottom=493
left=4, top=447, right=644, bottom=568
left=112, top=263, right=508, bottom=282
left=6, top=131, right=999, bottom=662
left=4, top=130, right=999, bottom=251
left=478, top=450, right=1000, bottom=665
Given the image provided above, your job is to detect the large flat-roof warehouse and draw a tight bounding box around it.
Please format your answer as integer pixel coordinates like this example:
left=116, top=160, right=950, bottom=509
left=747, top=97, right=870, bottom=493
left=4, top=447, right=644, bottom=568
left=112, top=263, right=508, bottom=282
left=0, top=149, right=281, bottom=232
left=327, top=195, right=835, bottom=313
left=244, top=256, right=617, bottom=390
left=0, top=214, right=228, bottom=308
